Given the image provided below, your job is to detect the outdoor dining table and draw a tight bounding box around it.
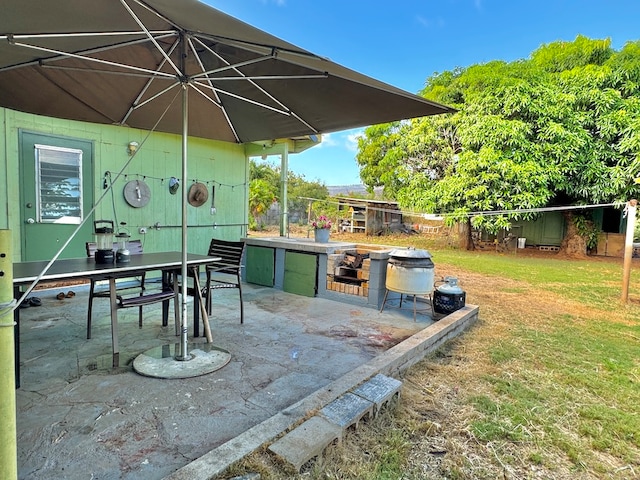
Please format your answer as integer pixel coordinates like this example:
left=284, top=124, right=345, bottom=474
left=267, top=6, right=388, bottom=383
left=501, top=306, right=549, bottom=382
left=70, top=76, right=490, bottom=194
left=12, top=251, right=220, bottom=387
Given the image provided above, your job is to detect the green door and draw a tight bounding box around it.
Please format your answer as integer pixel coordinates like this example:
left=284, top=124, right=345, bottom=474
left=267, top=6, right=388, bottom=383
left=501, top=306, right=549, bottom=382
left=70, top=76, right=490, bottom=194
left=245, top=246, right=275, bottom=286
left=283, top=251, right=317, bottom=297
left=19, top=131, right=94, bottom=261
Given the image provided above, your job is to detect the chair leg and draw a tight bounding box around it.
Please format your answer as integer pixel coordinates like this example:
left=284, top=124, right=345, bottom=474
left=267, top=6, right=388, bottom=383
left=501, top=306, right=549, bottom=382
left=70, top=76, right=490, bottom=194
left=237, top=275, right=244, bottom=324
left=380, top=288, right=390, bottom=313
left=205, top=271, right=212, bottom=315
left=87, top=280, right=95, bottom=339
left=138, top=281, right=144, bottom=328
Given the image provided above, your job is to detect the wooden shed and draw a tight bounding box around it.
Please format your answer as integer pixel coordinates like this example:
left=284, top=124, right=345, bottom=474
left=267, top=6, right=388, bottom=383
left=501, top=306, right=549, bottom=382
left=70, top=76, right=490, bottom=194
left=336, top=197, right=402, bottom=235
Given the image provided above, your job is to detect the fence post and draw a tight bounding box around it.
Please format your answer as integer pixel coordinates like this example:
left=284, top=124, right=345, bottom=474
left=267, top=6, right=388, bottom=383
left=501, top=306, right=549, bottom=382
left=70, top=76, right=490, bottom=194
left=621, top=200, right=637, bottom=303
left=0, top=229, right=17, bottom=479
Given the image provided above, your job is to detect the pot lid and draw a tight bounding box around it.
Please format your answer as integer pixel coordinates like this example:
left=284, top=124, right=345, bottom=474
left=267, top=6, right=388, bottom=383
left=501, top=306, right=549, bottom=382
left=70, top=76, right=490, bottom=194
left=388, top=247, right=432, bottom=259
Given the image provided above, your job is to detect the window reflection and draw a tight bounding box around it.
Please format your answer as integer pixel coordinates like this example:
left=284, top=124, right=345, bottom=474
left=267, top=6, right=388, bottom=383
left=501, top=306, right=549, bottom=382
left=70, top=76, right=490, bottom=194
left=35, top=144, right=83, bottom=224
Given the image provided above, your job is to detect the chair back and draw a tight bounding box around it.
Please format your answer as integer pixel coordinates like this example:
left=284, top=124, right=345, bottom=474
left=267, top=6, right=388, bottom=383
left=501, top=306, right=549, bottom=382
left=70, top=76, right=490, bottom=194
left=207, top=238, right=245, bottom=274
left=86, top=239, right=144, bottom=258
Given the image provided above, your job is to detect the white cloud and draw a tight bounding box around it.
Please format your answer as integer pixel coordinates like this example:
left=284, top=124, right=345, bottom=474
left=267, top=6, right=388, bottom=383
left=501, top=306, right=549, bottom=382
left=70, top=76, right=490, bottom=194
left=319, top=132, right=338, bottom=147
left=345, top=130, right=364, bottom=152
left=316, top=129, right=363, bottom=151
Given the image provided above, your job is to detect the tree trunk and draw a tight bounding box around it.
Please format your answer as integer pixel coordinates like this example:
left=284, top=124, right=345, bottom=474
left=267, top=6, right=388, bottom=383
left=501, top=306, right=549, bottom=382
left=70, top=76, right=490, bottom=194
left=459, top=218, right=474, bottom=250
left=560, top=211, right=587, bottom=257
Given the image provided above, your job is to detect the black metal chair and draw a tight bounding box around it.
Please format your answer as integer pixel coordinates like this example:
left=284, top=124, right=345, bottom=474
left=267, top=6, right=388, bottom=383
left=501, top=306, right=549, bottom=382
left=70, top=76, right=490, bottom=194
left=205, top=238, right=246, bottom=324
left=85, top=240, right=176, bottom=338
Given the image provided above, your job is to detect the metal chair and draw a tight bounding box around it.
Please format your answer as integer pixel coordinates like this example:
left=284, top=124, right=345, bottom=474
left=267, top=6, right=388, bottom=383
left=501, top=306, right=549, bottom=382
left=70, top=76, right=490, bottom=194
left=85, top=240, right=148, bottom=338
left=205, top=238, right=246, bottom=323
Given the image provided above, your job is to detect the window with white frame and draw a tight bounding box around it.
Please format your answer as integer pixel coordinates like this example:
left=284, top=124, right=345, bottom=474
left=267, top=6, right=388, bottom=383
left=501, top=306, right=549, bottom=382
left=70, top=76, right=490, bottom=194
left=35, top=144, right=83, bottom=224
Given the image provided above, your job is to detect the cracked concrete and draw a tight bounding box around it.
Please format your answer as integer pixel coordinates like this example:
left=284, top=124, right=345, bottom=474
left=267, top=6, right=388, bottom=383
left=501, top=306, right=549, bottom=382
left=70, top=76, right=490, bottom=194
left=15, top=282, right=476, bottom=479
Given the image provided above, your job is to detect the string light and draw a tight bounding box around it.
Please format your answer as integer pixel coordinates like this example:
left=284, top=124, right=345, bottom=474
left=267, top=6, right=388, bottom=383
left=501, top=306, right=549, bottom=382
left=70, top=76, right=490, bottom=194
left=103, top=171, right=246, bottom=190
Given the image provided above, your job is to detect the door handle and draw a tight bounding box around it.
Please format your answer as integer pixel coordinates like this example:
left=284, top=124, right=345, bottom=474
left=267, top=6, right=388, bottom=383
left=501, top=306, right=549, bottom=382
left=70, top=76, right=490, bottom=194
left=25, top=218, right=35, bottom=224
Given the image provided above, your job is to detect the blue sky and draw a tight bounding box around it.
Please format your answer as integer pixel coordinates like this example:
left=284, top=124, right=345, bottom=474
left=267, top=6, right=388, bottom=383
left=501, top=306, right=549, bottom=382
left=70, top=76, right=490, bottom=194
left=208, top=1, right=640, bottom=186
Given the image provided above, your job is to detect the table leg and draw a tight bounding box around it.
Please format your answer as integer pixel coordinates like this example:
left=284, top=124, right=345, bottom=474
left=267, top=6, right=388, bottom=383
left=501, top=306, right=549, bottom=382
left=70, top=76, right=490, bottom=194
left=13, top=286, right=20, bottom=388
left=191, top=266, right=201, bottom=338
left=162, top=271, right=170, bottom=327
left=109, top=277, right=119, bottom=367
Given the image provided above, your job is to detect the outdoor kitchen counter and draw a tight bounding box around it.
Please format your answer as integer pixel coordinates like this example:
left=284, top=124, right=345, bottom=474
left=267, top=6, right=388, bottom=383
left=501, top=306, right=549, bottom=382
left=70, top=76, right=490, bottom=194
left=242, top=236, right=393, bottom=307
left=243, top=236, right=358, bottom=253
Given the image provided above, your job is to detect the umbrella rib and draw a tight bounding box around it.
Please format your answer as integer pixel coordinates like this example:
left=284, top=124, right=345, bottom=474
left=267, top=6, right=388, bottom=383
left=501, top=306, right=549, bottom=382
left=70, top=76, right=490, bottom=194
left=133, top=82, right=181, bottom=111
left=190, top=85, right=240, bottom=142
left=187, top=37, right=240, bottom=143
left=121, top=37, right=182, bottom=126
left=2, top=30, right=175, bottom=41
left=192, top=55, right=277, bottom=79
left=194, top=32, right=325, bottom=62
left=129, top=0, right=182, bottom=31
left=9, top=40, right=176, bottom=79
left=39, top=64, right=175, bottom=81
left=0, top=32, right=178, bottom=73
left=193, top=37, right=318, bottom=133
left=198, top=74, right=327, bottom=81
left=191, top=36, right=320, bottom=133
left=118, top=0, right=182, bottom=77
left=192, top=82, right=291, bottom=116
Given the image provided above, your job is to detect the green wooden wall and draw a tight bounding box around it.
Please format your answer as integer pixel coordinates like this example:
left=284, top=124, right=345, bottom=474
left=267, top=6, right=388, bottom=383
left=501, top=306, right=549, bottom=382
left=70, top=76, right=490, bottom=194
left=0, top=108, right=249, bottom=261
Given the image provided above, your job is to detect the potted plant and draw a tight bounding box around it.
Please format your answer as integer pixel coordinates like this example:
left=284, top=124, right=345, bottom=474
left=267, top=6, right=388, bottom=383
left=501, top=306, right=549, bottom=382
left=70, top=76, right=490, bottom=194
left=312, top=215, right=332, bottom=243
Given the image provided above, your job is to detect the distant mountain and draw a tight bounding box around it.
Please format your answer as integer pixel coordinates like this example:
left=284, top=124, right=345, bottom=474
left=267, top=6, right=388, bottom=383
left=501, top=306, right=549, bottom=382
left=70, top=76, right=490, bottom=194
left=327, top=184, right=383, bottom=197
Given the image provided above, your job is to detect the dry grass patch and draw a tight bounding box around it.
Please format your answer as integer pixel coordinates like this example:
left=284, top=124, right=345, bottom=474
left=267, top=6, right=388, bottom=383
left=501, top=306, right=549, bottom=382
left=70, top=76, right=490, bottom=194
left=226, top=233, right=639, bottom=479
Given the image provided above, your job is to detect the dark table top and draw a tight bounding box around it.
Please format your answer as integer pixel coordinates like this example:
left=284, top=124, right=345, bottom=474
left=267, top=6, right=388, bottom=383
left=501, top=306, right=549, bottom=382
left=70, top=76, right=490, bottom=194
left=13, top=252, right=217, bottom=285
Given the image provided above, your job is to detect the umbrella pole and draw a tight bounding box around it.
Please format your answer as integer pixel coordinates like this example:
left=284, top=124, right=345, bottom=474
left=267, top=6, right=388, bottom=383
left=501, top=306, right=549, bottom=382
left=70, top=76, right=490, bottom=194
left=132, top=34, right=230, bottom=380
left=177, top=78, right=191, bottom=361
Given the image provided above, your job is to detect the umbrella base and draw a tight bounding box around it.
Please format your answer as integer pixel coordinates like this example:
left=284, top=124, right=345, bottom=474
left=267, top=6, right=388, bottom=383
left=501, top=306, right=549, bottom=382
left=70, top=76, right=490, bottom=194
left=133, top=343, right=231, bottom=379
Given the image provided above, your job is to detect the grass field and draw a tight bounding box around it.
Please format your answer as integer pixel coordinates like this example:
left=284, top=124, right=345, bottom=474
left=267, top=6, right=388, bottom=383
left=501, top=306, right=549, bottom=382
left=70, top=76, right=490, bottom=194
left=228, top=231, right=640, bottom=479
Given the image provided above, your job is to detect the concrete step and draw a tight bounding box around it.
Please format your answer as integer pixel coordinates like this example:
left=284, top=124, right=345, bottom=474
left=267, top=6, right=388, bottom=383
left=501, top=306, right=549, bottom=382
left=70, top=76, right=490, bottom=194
left=352, top=373, right=402, bottom=416
left=268, top=416, right=342, bottom=472
left=319, top=392, right=374, bottom=430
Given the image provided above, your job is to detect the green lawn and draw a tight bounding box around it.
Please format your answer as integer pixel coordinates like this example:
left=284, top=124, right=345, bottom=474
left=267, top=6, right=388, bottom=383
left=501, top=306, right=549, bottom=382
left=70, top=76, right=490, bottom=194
left=231, top=237, right=640, bottom=479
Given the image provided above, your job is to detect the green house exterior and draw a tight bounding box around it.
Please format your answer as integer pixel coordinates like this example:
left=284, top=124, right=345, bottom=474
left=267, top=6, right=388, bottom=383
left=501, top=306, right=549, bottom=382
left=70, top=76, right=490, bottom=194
left=512, top=211, right=566, bottom=247
left=506, top=207, right=625, bottom=256
left=1, top=107, right=250, bottom=262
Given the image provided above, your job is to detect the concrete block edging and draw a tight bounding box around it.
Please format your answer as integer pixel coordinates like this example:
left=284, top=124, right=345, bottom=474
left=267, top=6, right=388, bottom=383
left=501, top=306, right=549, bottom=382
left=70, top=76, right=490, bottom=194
left=164, top=304, right=479, bottom=480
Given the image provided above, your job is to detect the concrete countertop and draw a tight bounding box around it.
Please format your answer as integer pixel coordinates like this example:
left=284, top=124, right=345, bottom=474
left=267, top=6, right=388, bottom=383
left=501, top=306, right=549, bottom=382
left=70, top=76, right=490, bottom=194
left=243, top=236, right=357, bottom=254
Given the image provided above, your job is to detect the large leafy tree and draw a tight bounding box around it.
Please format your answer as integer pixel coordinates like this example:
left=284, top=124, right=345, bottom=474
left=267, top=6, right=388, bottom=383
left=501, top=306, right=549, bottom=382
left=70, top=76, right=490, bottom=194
left=357, top=36, right=640, bottom=252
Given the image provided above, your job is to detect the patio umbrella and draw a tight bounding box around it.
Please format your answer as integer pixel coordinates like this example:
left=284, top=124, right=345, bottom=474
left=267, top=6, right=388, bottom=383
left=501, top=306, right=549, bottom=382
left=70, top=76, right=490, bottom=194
left=0, top=0, right=454, bottom=368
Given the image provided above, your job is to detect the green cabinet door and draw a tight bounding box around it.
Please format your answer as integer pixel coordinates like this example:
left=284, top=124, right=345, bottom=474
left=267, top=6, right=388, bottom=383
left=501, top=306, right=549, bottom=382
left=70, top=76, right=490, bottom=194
left=283, top=251, right=317, bottom=297
left=245, top=246, right=274, bottom=286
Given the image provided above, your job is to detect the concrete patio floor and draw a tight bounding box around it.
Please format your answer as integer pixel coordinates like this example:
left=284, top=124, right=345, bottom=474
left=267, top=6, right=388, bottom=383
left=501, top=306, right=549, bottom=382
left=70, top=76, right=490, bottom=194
left=15, top=282, right=477, bottom=479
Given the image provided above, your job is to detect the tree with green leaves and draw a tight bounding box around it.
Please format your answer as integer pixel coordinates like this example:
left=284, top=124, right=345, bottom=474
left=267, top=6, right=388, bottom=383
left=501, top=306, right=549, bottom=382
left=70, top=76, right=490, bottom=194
left=357, top=36, right=640, bottom=253
left=248, top=159, right=330, bottom=228
left=248, top=177, right=277, bottom=230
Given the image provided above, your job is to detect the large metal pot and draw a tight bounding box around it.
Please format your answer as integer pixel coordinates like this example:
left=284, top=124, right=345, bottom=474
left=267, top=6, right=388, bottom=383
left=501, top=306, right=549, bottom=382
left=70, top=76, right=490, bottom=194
left=385, top=247, right=434, bottom=295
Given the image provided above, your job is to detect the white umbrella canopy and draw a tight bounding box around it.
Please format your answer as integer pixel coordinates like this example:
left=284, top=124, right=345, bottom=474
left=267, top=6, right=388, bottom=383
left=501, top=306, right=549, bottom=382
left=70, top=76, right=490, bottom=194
left=0, top=0, right=453, bottom=366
